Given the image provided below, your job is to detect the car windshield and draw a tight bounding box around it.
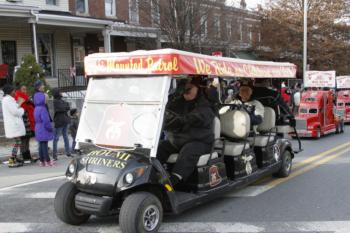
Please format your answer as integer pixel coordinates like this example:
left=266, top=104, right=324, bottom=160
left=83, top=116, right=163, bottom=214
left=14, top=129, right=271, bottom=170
left=76, top=76, right=170, bottom=152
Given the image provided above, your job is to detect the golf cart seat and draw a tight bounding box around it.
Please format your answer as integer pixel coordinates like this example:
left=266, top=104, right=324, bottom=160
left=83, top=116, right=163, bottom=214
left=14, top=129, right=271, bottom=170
left=252, top=107, right=276, bottom=147
left=220, top=109, right=251, bottom=156
left=166, top=117, right=221, bottom=167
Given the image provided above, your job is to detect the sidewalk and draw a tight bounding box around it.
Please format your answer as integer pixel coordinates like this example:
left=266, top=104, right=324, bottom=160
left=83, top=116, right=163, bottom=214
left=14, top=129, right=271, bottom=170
left=0, top=137, right=71, bottom=163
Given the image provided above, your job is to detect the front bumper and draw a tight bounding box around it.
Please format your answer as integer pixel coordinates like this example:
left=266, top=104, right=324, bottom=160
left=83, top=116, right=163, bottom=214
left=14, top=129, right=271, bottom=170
left=75, top=192, right=113, bottom=215
left=291, top=130, right=313, bottom=137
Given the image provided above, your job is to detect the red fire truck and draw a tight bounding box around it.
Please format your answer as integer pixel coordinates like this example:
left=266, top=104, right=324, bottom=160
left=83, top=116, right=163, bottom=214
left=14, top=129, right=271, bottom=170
left=294, top=71, right=343, bottom=138
left=336, top=76, right=350, bottom=123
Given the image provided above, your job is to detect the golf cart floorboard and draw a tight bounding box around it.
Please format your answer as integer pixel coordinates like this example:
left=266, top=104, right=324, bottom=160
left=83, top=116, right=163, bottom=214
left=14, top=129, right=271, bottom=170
left=174, top=162, right=281, bottom=213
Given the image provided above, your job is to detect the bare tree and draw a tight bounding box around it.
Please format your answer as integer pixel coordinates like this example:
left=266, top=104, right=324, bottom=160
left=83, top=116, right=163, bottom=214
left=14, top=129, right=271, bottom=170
left=139, top=0, right=226, bottom=51
left=255, top=0, right=350, bottom=76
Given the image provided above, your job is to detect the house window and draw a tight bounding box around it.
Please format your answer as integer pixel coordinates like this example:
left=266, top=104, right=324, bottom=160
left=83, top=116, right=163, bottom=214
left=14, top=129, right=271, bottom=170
left=129, top=0, right=139, bottom=24
left=46, top=0, right=56, bottom=5
left=226, top=21, right=232, bottom=39
left=105, top=0, right=116, bottom=17
left=76, top=0, right=88, bottom=14
left=37, top=34, right=54, bottom=77
left=239, top=22, right=243, bottom=41
left=151, top=0, right=160, bottom=26
left=214, top=15, right=220, bottom=37
left=200, top=15, right=207, bottom=37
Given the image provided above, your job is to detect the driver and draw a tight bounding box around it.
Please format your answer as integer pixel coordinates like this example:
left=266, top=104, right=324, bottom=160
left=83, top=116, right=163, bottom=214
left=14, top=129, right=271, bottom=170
left=237, top=80, right=265, bottom=129
left=158, top=78, right=215, bottom=186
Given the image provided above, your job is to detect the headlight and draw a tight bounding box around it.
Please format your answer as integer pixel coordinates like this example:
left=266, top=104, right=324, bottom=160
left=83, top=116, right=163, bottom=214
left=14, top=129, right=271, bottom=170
left=68, top=163, right=75, bottom=174
left=125, top=173, right=134, bottom=184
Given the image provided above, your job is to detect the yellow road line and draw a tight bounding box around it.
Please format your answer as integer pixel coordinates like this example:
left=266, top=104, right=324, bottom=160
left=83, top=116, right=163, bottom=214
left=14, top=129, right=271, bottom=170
left=254, top=140, right=350, bottom=185
left=266, top=147, right=350, bottom=188
left=292, top=140, right=350, bottom=170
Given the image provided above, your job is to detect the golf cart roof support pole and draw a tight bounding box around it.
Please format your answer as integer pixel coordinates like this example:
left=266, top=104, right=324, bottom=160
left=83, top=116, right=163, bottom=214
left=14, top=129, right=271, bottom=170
left=303, top=0, right=308, bottom=84
left=150, top=76, right=172, bottom=158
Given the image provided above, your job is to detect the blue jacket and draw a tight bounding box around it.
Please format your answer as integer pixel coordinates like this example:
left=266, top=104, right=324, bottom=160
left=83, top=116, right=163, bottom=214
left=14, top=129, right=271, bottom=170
left=34, top=92, right=54, bottom=142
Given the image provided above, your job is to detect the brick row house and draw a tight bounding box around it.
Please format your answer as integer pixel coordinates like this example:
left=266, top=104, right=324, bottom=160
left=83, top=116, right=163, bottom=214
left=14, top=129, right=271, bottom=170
left=0, top=0, right=260, bottom=89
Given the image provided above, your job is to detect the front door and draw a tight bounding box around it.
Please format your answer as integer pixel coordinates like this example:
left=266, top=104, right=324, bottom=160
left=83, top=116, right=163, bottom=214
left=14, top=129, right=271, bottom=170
left=1, top=40, right=17, bottom=81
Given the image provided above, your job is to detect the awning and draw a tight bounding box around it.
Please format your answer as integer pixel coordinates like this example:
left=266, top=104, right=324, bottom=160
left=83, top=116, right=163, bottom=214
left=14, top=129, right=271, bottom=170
left=85, top=49, right=297, bottom=78
left=35, top=13, right=113, bottom=29
left=110, top=22, right=159, bottom=38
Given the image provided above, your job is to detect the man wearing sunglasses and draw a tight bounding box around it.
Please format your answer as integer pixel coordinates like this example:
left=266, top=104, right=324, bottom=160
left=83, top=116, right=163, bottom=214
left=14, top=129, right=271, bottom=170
left=158, top=78, right=215, bottom=186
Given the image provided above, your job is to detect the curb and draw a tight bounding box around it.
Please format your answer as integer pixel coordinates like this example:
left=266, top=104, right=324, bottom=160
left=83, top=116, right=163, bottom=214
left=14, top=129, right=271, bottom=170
left=0, top=148, right=69, bottom=163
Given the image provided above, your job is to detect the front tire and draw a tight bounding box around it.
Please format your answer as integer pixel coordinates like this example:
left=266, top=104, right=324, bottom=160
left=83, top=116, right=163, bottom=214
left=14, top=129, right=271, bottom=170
left=316, top=128, right=321, bottom=139
left=273, top=150, right=292, bottom=178
left=54, top=182, right=90, bottom=225
left=119, top=192, right=163, bottom=233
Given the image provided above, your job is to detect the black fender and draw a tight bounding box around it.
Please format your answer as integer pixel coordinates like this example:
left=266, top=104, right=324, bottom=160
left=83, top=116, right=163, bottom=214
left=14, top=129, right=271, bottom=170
left=279, top=139, right=294, bottom=159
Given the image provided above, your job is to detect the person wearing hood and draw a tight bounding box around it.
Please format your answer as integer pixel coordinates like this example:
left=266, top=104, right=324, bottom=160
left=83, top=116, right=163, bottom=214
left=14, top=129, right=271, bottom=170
left=157, top=78, right=215, bottom=186
left=1, top=84, right=26, bottom=167
left=15, top=84, right=37, bottom=162
left=34, top=88, right=54, bottom=166
left=52, top=88, right=71, bottom=160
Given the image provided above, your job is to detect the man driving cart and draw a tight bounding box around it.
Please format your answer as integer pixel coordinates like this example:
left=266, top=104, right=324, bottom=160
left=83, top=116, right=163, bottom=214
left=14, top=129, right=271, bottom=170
left=158, top=78, right=215, bottom=186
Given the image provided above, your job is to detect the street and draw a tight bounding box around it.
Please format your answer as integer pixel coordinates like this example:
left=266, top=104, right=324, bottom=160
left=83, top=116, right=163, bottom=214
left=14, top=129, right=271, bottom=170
left=0, top=130, right=350, bottom=233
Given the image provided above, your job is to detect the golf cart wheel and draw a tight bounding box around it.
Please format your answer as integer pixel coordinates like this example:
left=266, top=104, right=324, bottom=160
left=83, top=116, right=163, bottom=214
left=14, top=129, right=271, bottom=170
left=273, top=150, right=292, bottom=178
left=316, top=128, right=321, bottom=139
left=119, top=192, right=163, bottom=233
left=54, top=182, right=90, bottom=225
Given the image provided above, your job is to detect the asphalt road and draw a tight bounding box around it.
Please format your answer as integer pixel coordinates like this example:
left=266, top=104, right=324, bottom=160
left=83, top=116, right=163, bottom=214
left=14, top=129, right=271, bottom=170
left=1, top=129, right=350, bottom=233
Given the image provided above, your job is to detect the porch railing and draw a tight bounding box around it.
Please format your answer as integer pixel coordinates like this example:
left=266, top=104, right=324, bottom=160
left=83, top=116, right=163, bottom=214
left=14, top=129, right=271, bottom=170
left=57, top=68, right=88, bottom=93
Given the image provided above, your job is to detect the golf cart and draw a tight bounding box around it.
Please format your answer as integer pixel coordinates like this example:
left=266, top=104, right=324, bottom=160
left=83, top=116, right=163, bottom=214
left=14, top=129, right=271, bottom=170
left=54, top=49, right=297, bottom=233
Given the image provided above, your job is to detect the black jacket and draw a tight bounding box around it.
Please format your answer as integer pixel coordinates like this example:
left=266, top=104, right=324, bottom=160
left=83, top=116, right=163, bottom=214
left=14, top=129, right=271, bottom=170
left=53, top=97, right=70, bottom=128
left=164, top=92, right=215, bottom=149
left=69, top=115, right=79, bottom=138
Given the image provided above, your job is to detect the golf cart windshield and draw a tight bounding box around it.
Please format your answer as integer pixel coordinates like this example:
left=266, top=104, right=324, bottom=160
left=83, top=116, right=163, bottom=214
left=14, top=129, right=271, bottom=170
left=76, top=76, right=171, bottom=155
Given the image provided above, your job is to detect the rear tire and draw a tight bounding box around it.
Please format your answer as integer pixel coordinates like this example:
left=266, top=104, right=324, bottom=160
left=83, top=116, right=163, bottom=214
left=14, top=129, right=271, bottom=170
left=273, top=150, right=292, bottom=178
left=119, top=192, right=163, bottom=233
left=54, top=182, right=90, bottom=225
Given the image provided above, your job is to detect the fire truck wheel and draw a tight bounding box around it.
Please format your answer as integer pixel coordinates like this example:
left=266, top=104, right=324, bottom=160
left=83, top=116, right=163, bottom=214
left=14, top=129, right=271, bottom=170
left=341, top=122, right=344, bottom=133
left=316, top=128, right=321, bottom=139
left=336, top=124, right=340, bottom=134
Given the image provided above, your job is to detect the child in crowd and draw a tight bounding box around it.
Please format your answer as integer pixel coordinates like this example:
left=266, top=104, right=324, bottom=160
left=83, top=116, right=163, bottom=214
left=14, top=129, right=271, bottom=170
left=69, top=108, right=80, bottom=154
left=33, top=80, right=54, bottom=166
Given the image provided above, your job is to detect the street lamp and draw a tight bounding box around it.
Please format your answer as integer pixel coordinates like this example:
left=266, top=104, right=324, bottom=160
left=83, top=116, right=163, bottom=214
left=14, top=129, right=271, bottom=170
left=303, top=0, right=308, bottom=84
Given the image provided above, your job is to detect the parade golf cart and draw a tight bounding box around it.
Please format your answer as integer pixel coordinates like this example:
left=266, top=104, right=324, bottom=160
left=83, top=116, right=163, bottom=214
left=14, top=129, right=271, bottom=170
left=294, top=71, right=344, bottom=138
left=54, top=49, right=297, bottom=233
left=336, top=76, right=350, bottom=123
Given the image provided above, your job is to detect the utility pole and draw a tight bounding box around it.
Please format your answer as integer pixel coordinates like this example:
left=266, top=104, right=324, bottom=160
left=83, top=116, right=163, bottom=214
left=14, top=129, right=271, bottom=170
left=303, top=0, right=308, bottom=83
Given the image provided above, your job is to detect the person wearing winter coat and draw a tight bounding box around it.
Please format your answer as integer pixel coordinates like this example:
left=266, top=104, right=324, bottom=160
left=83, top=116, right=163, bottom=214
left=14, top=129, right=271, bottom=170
left=1, top=84, right=26, bottom=167
left=69, top=108, right=80, bottom=154
left=52, top=88, right=71, bottom=160
left=15, top=84, right=37, bottom=162
left=34, top=90, right=54, bottom=166
left=157, top=79, right=215, bottom=186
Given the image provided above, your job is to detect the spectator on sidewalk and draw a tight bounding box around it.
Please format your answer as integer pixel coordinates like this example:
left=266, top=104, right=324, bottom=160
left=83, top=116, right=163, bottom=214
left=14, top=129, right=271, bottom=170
left=69, top=108, right=80, bottom=154
left=34, top=89, right=54, bottom=167
left=1, top=84, right=26, bottom=167
left=52, top=88, right=71, bottom=160
left=15, top=84, right=37, bottom=162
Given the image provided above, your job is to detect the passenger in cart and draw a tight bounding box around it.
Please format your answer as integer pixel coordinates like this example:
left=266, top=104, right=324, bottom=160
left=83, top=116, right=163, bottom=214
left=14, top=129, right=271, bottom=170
left=157, top=78, right=215, bottom=186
